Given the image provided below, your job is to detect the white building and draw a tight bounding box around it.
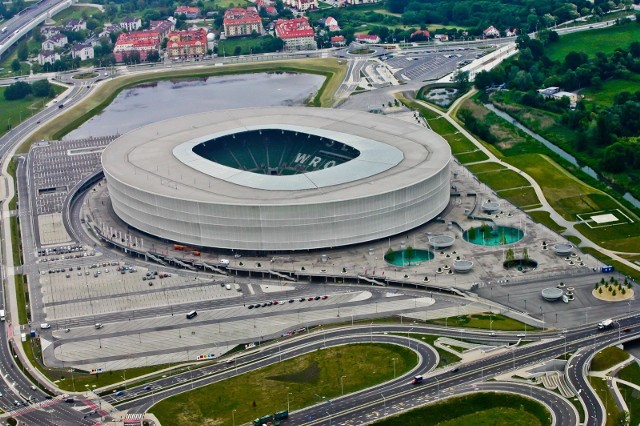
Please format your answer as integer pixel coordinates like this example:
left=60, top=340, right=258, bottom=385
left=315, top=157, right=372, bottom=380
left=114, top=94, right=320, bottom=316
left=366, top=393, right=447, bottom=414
left=37, top=50, right=61, bottom=65
left=71, top=43, right=95, bottom=61
left=120, top=17, right=142, bottom=32
left=41, top=33, right=68, bottom=50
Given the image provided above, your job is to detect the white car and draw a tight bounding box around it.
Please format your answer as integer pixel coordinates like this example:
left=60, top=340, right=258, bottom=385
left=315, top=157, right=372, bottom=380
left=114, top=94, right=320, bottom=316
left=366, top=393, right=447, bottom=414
left=40, top=323, right=51, bottom=329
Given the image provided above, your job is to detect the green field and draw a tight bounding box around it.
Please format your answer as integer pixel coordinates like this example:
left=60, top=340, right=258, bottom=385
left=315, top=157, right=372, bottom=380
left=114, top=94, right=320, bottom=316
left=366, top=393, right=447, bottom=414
left=591, top=346, right=629, bottom=372
left=581, top=76, right=640, bottom=107
left=374, top=392, right=550, bottom=426
left=467, top=162, right=507, bottom=173
left=402, top=334, right=461, bottom=367
left=217, top=37, right=269, bottom=56
left=546, top=23, right=640, bottom=61
left=51, top=5, right=101, bottom=22
left=474, top=169, right=530, bottom=191
left=527, top=211, right=566, bottom=233
left=150, top=343, right=416, bottom=426
left=618, top=362, right=640, bottom=385
left=0, top=85, right=67, bottom=138
left=620, top=383, right=640, bottom=426
left=428, top=313, right=535, bottom=332
left=589, top=376, right=621, bottom=426
left=496, top=187, right=540, bottom=209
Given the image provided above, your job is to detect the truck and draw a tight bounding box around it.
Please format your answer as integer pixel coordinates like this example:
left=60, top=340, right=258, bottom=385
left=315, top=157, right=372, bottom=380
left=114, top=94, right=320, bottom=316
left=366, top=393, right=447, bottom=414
left=598, top=319, right=614, bottom=330
left=253, top=410, right=288, bottom=426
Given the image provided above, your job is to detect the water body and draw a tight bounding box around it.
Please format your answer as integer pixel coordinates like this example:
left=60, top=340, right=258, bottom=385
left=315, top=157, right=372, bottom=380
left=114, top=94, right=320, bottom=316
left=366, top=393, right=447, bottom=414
left=65, top=72, right=325, bottom=140
left=484, top=103, right=640, bottom=208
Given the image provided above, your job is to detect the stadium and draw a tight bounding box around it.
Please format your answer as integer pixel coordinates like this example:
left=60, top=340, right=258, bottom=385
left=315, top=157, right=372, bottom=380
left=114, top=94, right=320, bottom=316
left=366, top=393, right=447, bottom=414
left=102, top=107, right=452, bottom=251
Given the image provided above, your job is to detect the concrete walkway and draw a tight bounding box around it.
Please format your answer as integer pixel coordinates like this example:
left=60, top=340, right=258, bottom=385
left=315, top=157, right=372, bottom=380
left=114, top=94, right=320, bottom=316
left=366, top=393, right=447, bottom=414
left=405, top=89, right=640, bottom=275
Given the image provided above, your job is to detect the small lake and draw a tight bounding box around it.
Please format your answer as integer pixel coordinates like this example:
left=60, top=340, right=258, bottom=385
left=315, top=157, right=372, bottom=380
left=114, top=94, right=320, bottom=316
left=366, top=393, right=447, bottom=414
left=65, top=72, right=325, bottom=140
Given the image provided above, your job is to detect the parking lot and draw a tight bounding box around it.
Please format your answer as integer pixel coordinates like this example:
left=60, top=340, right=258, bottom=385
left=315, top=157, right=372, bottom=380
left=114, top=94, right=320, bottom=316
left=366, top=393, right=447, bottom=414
left=28, top=136, right=116, bottom=246
left=385, top=49, right=482, bottom=81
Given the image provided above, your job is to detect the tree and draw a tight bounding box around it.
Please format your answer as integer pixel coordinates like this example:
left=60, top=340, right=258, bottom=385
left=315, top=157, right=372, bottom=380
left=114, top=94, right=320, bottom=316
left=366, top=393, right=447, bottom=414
left=405, top=245, right=414, bottom=264
left=522, top=248, right=529, bottom=260
left=31, top=79, right=53, bottom=98
left=11, top=58, right=21, bottom=72
left=385, top=247, right=395, bottom=262
left=453, top=70, right=470, bottom=92
left=234, top=46, right=242, bottom=56
left=474, top=70, right=493, bottom=90
left=505, top=248, right=515, bottom=262
left=4, top=81, right=32, bottom=100
left=17, top=41, right=28, bottom=61
left=147, top=50, right=160, bottom=62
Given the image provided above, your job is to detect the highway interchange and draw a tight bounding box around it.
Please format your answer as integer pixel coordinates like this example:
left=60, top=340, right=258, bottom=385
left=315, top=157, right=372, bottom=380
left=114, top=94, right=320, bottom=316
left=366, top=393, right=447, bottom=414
left=0, top=3, right=639, bottom=425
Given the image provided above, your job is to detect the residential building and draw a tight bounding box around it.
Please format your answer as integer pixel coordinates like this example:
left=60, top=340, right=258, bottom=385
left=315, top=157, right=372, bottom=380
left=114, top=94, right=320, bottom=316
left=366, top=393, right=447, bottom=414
left=99, top=24, right=121, bottom=38
left=505, top=28, right=518, bottom=37
left=274, top=17, right=315, bottom=51
left=283, top=0, right=318, bottom=11
left=483, top=25, right=500, bottom=38
left=71, top=43, right=95, bottom=61
left=37, top=50, right=60, bottom=65
left=538, top=86, right=578, bottom=106
left=166, top=28, right=208, bottom=59
left=355, top=34, right=380, bottom=44
left=120, top=17, right=142, bottom=32
left=113, top=31, right=160, bottom=62
left=149, top=20, right=175, bottom=40
left=330, top=35, right=345, bottom=46
left=65, top=19, right=87, bottom=32
left=433, top=34, right=448, bottom=42
left=41, top=33, right=68, bottom=50
left=40, top=26, right=63, bottom=37
left=223, top=8, right=264, bottom=37
left=324, top=16, right=340, bottom=32
left=175, top=6, right=200, bottom=19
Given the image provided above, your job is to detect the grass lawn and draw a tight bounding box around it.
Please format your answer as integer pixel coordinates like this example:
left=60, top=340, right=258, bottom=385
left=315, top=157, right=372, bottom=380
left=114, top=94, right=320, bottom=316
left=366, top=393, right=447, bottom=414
left=618, top=362, right=640, bottom=385
left=591, top=346, right=629, bottom=372
left=217, top=37, right=268, bottom=56
left=14, top=275, right=28, bottom=325
left=575, top=222, right=640, bottom=253
left=581, top=77, right=640, bottom=107
left=456, top=150, right=490, bottom=164
left=25, top=58, right=346, bottom=149
left=474, top=169, right=530, bottom=191
left=203, top=0, right=249, bottom=8
left=589, top=376, right=621, bottom=426
left=0, top=85, right=67, bottom=138
left=496, top=186, right=540, bottom=209
left=428, top=313, right=535, bottom=332
left=546, top=23, right=640, bottom=61
left=402, top=334, right=461, bottom=367
left=373, top=392, right=550, bottom=426
left=565, top=235, right=582, bottom=246
left=150, top=343, right=416, bottom=426
left=527, top=211, right=566, bottom=233
left=466, top=162, right=507, bottom=173
left=619, top=383, right=640, bottom=426
left=395, top=93, right=487, bottom=163
left=51, top=5, right=101, bottom=23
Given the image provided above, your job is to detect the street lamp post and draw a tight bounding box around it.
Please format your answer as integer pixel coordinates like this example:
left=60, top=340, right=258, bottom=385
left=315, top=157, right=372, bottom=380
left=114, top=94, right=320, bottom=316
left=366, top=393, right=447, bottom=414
left=340, top=375, right=346, bottom=395
left=232, top=409, right=236, bottom=426
left=287, top=392, right=292, bottom=411
left=381, top=393, right=386, bottom=415
left=392, top=358, right=397, bottom=378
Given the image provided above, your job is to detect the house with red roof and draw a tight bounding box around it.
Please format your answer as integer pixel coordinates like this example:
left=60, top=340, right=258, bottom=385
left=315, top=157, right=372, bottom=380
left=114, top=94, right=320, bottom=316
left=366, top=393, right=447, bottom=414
left=330, top=35, right=345, bottom=46
left=175, top=6, right=201, bottom=19
left=166, top=28, right=208, bottom=59
left=355, top=34, right=380, bottom=44
left=223, top=7, right=264, bottom=37
left=483, top=25, right=500, bottom=38
left=113, top=31, right=160, bottom=62
left=274, top=17, right=316, bottom=51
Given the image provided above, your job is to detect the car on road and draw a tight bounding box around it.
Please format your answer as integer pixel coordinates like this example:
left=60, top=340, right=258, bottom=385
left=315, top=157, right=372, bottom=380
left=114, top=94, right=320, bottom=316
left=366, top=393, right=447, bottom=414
left=40, top=323, right=51, bottom=329
left=65, top=398, right=74, bottom=403
left=95, top=323, right=103, bottom=329
left=30, top=385, right=37, bottom=390
left=299, top=297, right=305, bottom=302
left=114, top=391, right=125, bottom=396
left=289, top=299, right=294, bottom=303
left=412, top=375, right=424, bottom=384
left=143, top=386, right=152, bottom=391
left=314, top=296, right=321, bottom=300
left=624, top=328, right=632, bottom=333
left=307, top=297, right=314, bottom=301
left=321, top=295, right=328, bottom=300
left=248, top=304, right=254, bottom=309
left=516, top=333, right=525, bottom=337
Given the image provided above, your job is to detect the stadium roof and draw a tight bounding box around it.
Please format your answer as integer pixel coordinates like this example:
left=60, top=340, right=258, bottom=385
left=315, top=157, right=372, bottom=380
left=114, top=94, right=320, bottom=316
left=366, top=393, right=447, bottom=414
left=102, top=107, right=451, bottom=205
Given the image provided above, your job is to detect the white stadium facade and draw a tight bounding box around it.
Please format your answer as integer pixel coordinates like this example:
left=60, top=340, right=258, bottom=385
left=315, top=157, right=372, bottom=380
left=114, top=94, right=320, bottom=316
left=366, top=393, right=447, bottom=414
left=102, top=107, right=452, bottom=251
